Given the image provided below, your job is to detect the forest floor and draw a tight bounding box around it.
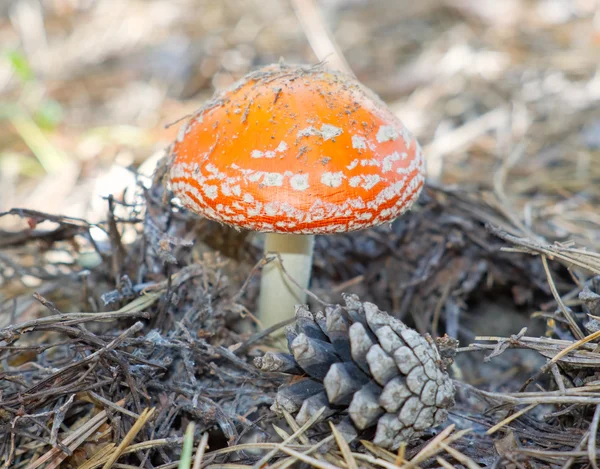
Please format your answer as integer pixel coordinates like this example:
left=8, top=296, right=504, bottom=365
left=1, top=1, right=600, bottom=468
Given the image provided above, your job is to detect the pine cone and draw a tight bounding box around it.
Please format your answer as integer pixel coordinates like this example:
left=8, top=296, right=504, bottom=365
left=254, top=295, right=456, bottom=450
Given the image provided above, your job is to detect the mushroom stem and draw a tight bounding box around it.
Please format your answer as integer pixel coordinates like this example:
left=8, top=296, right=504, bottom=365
left=258, top=233, right=315, bottom=328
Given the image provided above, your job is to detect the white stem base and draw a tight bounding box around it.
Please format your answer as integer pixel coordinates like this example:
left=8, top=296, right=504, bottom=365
left=258, top=233, right=315, bottom=329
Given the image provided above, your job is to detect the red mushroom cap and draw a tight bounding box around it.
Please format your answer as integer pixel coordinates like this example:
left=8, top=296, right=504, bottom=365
left=168, top=64, right=425, bottom=234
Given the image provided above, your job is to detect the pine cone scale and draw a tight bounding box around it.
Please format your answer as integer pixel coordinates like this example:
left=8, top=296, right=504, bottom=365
left=324, top=362, right=369, bottom=405
left=366, top=344, right=399, bottom=385
left=348, top=381, right=384, bottom=430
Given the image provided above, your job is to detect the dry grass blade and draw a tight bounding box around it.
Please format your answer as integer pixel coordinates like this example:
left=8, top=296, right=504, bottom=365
left=561, top=432, right=590, bottom=469
left=272, top=425, right=292, bottom=441
left=404, top=426, right=472, bottom=468
left=75, top=437, right=186, bottom=469
left=250, top=407, right=326, bottom=469
left=0, top=309, right=149, bottom=337
left=281, top=409, right=311, bottom=445
left=360, top=440, right=397, bottom=463
left=589, top=405, right=600, bottom=469
left=271, top=435, right=335, bottom=469
left=101, top=407, right=156, bottom=469
left=354, top=427, right=472, bottom=469
left=24, top=401, right=122, bottom=469
left=194, top=442, right=309, bottom=458
left=275, top=445, right=341, bottom=469
left=486, top=403, right=538, bottom=435
left=95, top=442, right=312, bottom=469
left=192, top=433, right=210, bottom=469
left=438, top=443, right=482, bottom=469
left=541, top=255, right=585, bottom=339
left=436, top=457, right=457, bottom=469
left=329, top=422, right=358, bottom=469
left=350, top=452, right=411, bottom=469
left=88, top=392, right=139, bottom=419
left=489, top=225, right=600, bottom=275
left=544, top=329, right=600, bottom=371
left=77, top=445, right=117, bottom=469
left=395, top=443, right=407, bottom=467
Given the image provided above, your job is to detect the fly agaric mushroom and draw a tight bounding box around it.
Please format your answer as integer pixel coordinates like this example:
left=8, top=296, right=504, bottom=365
left=168, top=63, right=425, bottom=328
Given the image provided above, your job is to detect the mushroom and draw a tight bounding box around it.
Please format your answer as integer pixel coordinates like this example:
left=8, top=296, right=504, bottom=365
left=167, top=63, right=425, bottom=328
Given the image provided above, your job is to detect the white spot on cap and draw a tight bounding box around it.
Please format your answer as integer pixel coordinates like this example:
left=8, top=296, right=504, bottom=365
left=362, top=174, right=381, bottom=190
left=297, top=125, right=342, bottom=141
left=321, top=171, right=344, bottom=188
left=290, top=173, right=310, bottom=191
left=170, top=164, right=187, bottom=179
left=252, top=141, right=287, bottom=159
left=352, top=135, right=367, bottom=150
left=376, top=125, right=399, bottom=143
left=320, top=124, right=342, bottom=141
left=347, top=159, right=359, bottom=170
left=382, top=152, right=401, bottom=172
left=262, top=172, right=284, bottom=187
left=248, top=172, right=262, bottom=182
left=265, top=203, right=278, bottom=216
left=297, top=126, right=320, bottom=138
left=203, top=185, right=218, bottom=200
left=348, top=197, right=366, bottom=208
left=379, top=208, right=392, bottom=219
left=348, top=175, right=380, bottom=190
left=248, top=201, right=262, bottom=216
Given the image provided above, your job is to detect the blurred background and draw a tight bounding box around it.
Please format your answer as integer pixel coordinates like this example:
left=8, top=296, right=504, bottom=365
left=1, top=0, right=599, bottom=247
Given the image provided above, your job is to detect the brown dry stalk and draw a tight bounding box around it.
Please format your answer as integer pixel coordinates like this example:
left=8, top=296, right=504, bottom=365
left=101, top=407, right=156, bottom=469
